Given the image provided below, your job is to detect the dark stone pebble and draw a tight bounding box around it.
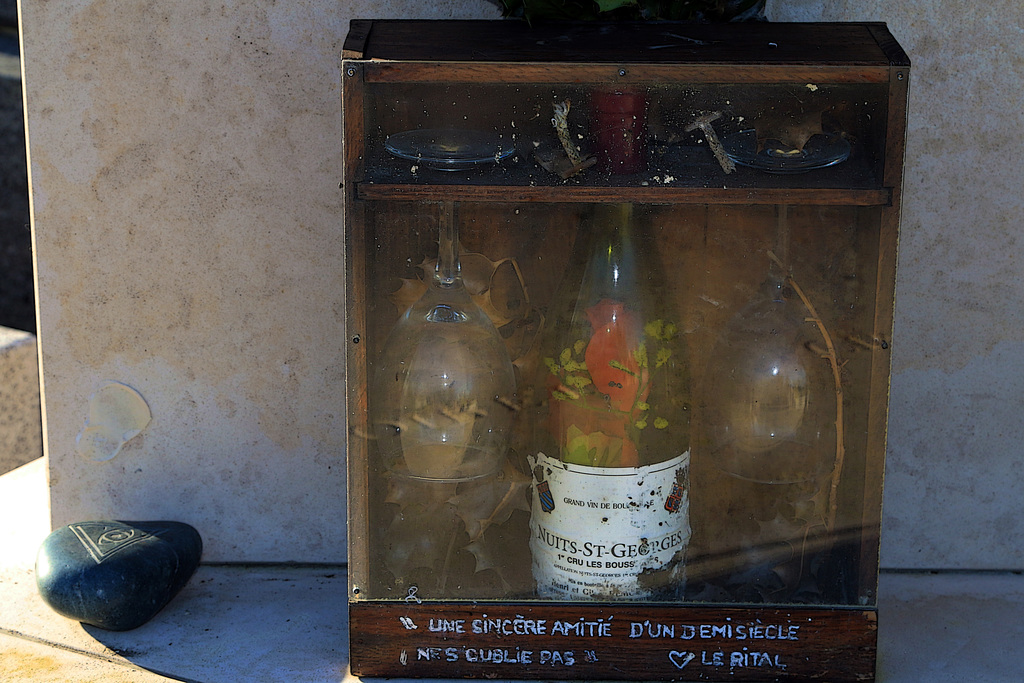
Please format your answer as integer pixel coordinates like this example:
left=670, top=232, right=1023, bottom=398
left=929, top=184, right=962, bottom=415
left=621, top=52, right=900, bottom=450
left=36, top=520, right=202, bottom=631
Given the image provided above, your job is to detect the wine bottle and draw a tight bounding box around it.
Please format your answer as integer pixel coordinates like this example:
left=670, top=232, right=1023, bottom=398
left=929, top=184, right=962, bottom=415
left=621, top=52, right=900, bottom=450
left=525, top=203, right=690, bottom=600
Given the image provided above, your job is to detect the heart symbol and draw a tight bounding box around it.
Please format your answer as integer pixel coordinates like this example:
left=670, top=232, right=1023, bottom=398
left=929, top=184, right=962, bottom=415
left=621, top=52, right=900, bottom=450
left=669, top=651, right=695, bottom=669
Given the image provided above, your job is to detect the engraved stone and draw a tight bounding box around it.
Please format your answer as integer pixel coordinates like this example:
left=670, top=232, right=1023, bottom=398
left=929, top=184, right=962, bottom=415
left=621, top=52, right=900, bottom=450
left=35, top=520, right=202, bottom=631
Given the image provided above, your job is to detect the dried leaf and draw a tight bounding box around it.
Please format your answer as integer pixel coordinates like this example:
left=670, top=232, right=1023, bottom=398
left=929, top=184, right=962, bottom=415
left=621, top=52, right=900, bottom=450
left=756, top=110, right=825, bottom=154
left=475, top=258, right=529, bottom=327
left=382, top=476, right=461, bottom=577
left=458, top=252, right=494, bottom=296
left=449, top=460, right=531, bottom=542
left=389, top=277, right=428, bottom=315
left=383, top=500, right=459, bottom=577
left=533, top=149, right=597, bottom=179
left=385, top=475, right=457, bottom=508
left=465, top=538, right=502, bottom=574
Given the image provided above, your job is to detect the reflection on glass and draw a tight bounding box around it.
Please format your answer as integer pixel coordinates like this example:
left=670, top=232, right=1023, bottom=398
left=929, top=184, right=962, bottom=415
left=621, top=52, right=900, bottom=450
left=384, top=129, right=515, bottom=171
left=721, top=129, right=851, bottom=174
left=706, top=268, right=833, bottom=484
left=698, top=208, right=842, bottom=602
left=368, top=202, right=531, bottom=600
left=372, top=202, right=517, bottom=482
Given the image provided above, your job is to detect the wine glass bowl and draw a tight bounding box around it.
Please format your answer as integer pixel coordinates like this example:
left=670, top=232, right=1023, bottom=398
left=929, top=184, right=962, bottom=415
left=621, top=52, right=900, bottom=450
left=705, top=273, right=835, bottom=485
left=373, top=283, right=517, bottom=482
left=371, top=203, right=517, bottom=484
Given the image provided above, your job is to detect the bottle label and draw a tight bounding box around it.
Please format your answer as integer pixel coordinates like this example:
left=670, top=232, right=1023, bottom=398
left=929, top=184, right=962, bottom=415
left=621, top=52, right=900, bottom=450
left=528, top=451, right=690, bottom=600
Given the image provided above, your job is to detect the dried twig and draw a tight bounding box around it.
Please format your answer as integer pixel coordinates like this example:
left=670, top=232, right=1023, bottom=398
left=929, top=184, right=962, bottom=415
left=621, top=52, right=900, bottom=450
left=535, top=100, right=595, bottom=179
left=686, top=111, right=736, bottom=174
left=533, top=151, right=596, bottom=180
left=552, top=100, right=582, bottom=165
left=766, top=250, right=845, bottom=535
left=789, top=300, right=843, bottom=530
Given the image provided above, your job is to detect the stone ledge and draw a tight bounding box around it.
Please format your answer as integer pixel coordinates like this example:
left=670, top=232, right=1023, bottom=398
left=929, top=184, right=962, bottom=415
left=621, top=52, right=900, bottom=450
left=0, top=326, right=42, bottom=475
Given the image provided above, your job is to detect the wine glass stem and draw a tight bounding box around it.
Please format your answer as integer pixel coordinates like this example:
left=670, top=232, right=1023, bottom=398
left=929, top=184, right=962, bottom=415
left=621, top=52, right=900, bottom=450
left=436, top=201, right=460, bottom=287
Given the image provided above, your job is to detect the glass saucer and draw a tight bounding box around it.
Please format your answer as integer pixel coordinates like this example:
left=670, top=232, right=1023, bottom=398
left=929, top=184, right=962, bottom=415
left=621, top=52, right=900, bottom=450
left=722, top=129, right=850, bottom=174
left=385, top=129, right=515, bottom=171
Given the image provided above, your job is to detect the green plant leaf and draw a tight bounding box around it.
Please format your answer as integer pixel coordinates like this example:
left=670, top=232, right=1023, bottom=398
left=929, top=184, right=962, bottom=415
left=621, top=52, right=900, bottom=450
left=644, top=319, right=664, bottom=339
left=565, top=360, right=587, bottom=373
left=634, top=343, right=649, bottom=368
left=608, top=359, right=638, bottom=376
left=565, top=374, right=593, bottom=389
left=596, top=0, right=636, bottom=12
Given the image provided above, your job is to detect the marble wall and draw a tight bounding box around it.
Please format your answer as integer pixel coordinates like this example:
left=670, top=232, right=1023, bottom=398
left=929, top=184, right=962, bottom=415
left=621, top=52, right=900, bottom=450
left=20, top=0, right=499, bottom=563
left=20, top=0, right=1024, bottom=568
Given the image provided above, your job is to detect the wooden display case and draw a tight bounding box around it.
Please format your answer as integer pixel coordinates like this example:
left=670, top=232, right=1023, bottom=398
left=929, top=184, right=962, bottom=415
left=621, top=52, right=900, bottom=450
left=343, top=20, right=908, bottom=681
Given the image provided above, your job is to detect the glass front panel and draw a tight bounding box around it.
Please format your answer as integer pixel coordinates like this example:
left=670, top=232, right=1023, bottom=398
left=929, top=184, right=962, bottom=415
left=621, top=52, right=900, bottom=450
left=361, top=81, right=889, bottom=189
left=350, top=199, right=885, bottom=606
left=347, top=74, right=893, bottom=610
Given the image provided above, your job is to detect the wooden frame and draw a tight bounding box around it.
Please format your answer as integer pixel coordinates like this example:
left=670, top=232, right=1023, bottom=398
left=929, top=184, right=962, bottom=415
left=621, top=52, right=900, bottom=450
left=343, top=20, right=908, bottom=681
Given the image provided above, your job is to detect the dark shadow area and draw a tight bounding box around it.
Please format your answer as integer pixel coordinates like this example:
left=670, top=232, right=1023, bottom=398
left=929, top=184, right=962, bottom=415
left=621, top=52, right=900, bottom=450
left=80, top=565, right=349, bottom=683
left=0, top=21, right=33, bottom=334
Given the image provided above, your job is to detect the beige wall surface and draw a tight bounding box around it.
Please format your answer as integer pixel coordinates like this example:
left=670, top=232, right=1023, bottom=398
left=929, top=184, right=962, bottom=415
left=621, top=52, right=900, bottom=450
left=21, top=0, right=1024, bottom=567
left=20, top=0, right=500, bottom=563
